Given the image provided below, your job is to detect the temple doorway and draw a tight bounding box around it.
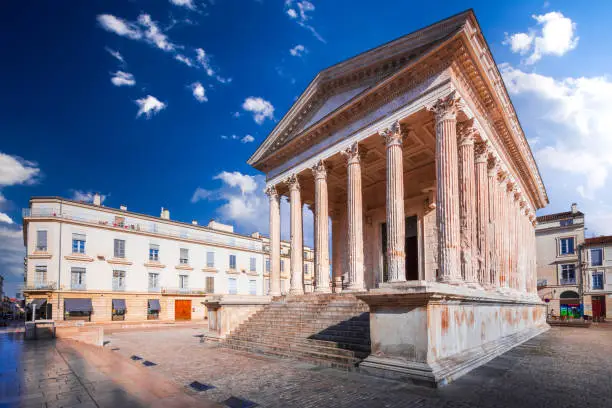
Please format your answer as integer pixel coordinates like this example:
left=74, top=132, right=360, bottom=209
left=381, top=216, right=419, bottom=282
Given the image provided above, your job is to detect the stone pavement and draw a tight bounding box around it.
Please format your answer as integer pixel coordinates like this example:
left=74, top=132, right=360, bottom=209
left=104, top=324, right=612, bottom=408
left=0, top=328, right=220, bottom=408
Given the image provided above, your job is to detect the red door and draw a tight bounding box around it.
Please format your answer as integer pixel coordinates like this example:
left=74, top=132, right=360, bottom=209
left=175, top=300, right=192, bottom=321
left=592, top=297, right=603, bottom=321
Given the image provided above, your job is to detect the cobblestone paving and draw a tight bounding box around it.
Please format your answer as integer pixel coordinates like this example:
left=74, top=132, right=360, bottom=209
left=105, top=324, right=612, bottom=408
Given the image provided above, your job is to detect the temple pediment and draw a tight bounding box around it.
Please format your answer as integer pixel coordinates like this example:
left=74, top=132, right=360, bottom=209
left=248, top=10, right=473, bottom=169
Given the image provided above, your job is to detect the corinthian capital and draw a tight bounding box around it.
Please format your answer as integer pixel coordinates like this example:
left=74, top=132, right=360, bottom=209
left=380, top=120, right=403, bottom=147
left=341, top=142, right=362, bottom=165
left=311, top=160, right=327, bottom=180
left=457, top=118, right=476, bottom=146
left=265, top=185, right=278, bottom=198
left=474, top=141, right=489, bottom=163
left=428, top=90, right=460, bottom=123
left=286, top=174, right=300, bottom=191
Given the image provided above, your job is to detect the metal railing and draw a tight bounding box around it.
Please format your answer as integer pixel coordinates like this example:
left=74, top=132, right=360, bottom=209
left=22, top=282, right=57, bottom=291
left=560, top=278, right=576, bottom=285
left=161, top=287, right=208, bottom=295
left=23, top=207, right=263, bottom=252
left=71, top=283, right=87, bottom=291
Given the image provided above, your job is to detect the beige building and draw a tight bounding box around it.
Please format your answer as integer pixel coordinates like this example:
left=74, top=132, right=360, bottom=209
left=581, top=236, right=612, bottom=321
left=242, top=10, right=549, bottom=385
left=21, top=196, right=311, bottom=323
left=535, top=204, right=585, bottom=319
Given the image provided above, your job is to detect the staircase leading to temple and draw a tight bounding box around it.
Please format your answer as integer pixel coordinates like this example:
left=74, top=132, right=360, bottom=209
left=220, top=293, right=371, bottom=370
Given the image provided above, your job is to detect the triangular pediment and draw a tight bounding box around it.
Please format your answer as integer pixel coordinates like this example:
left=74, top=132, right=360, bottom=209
left=248, top=10, right=473, bottom=169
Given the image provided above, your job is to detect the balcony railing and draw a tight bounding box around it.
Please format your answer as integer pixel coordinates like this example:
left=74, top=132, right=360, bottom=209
left=560, top=279, right=577, bottom=285
left=148, top=287, right=162, bottom=293
left=71, top=283, right=87, bottom=291
left=161, top=287, right=208, bottom=295
left=112, top=285, right=126, bottom=292
left=23, top=207, right=263, bottom=252
left=23, top=282, right=57, bottom=291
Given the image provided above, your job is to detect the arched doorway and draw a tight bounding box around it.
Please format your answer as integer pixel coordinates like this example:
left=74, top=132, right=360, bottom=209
left=560, top=290, right=581, bottom=319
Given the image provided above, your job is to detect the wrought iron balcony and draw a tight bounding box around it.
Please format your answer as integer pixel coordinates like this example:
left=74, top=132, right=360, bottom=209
left=161, top=287, right=208, bottom=295
left=23, top=282, right=57, bottom=291
left=560, top=278, right=577, bottom=285
left=148, top=287, right=162, bottom=293
left=71, top=283, right=87, bottom=291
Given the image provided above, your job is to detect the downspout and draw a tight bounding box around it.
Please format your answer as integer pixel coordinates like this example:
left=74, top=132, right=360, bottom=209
left=57, top=200, right=63, bottom=320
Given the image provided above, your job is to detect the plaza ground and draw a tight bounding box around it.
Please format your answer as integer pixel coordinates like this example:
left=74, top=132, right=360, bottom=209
left=1, top=323, right=612, bottom=408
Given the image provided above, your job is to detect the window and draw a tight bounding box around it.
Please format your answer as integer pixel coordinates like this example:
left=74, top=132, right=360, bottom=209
left=112, top=270, right=126, bottom=291
left=36, top=230, right=47, bottom=252
left=180, top=248, right=189, bottom=264
left=179, top=275, right=189, bottom=289
left=229, top=254, right=237, bottom=270
left=592, top=272, right=604, bottom=290
left=72, top=233, right=86, bottom=254
left=304, top=264, right=309, bottom=274
left=591, top=248, right=603, bottom=266
left=560, top=219, right=573, bottom=227
left=71, top=267, right=86, bottom=290
left=249, top=280, right=257, bottom=295
left=264, top=279, right=270, bottom=295
left=281, top=259, right=285, bottom=272
left=114, top=216, right=125, bottom=227
left=35, top=265, right=47, bottom=286
left=560, top=264, right=576, bottom=285
left=148, top=273, right=159, bottom=290
left=304, top=251, right=309, bottom=260
left=206, top=251, right=215, bottom=268
left=205, top=276, right=215, bottom=293
left=149, top=244, right=160, bottom=261
left=250, top=257, right=257, bottom=272
left=114, top=239, right=125, bottom=258
left=280, top=280, right=287, bottom=294
left=228, top=278, right=237, bottom=294
left=265, top=259, right=270, bottom=273
left=559, top=237, right=575, bottom=255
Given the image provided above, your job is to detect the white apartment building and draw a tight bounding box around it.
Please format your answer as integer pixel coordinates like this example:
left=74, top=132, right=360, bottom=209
left=581, top=236, right=612, bottom=321
left=22, top=195, right=293, bottom=323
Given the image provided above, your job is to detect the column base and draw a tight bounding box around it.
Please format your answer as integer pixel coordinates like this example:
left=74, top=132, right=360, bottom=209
left=289, top=288, right=304, bottom=295
left=344, top=282, right=366, bottom=292
left=314, top=286, right=332, bottom=294
left=268, top=290, right=281, bottom=297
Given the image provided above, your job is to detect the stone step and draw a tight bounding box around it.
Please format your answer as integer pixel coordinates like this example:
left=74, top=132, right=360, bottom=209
left=227, top=334, right=371, bottom=352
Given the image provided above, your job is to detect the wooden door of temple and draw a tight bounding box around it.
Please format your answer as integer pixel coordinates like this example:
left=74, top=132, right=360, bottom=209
left=175, top=300, right=192, bottom=321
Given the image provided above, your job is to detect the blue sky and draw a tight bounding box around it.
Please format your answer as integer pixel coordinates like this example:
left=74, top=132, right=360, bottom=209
left=1, top=0, right=611, bottom=297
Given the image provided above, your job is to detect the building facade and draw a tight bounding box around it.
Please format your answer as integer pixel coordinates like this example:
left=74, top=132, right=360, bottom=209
left=535, top=204, right=585, bottom=319
left=581, top=236, right=612, bottom=321
left=22, top=196, right=277, bottom=323
left=246, top=10, right=549, bottom=384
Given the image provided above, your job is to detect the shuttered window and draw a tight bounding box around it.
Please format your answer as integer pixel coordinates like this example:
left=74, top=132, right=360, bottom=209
left=229, top=254, right=236, bottom=270
left=206, top=251, right=215, bottom=268
left=149, top=244, right=160, bottom=261
left=148, top=273, right=159, bottom=289
left=112, top=270, right=126, bottom=291
left=180, top=248, right=189, bottom=264
left=250, top=257, right=257, bottom=272
left=114, top=239, right=125, bottom=258
left=35, top=265, right=47, bottom=285
left=228, top=278, right=237, bottom=294
left=265, top=258, right=270, bottom=273
left=36, top=230, right=48, bottom=251
left=249, top=280, right=257, bottom=295
left=71, top=267, right=86, bottom=290
left=72, top=233, right=86, bottom=254
left=179, top=275, right=189, bottom=289
left=205, top=277, right=215, bottom=293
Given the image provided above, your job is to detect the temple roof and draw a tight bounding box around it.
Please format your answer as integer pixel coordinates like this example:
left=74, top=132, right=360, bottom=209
left=536, top=210, right=584, bottom=223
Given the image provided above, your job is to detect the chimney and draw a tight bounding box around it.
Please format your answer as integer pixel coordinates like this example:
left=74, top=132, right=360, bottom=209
left=120, top=204, right=127, bottom=211
left=192, top=220, right=198, bottom=225
left=571, top=203, right=578, bottom=214
left=93, top=193, right=101, bottom=206
left=160, top=207, right=170, bottom=220
left=251, top=232, right=261, bottom=239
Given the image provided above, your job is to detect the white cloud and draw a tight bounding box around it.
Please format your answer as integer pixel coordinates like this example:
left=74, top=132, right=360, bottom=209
left=501, top=63, right=612, bottom=199
left=71, top=190, right=107, bottom=204
left=289, top=44, right=306, bottom=57
left=110, top=71, right=135, bottom=87
left=191, top=171, right=314, bottom=244
left=241, top=135, right=255, bottom=143
left=504, top=11, right=578, bottom=64
left=135, top=95, right=167, bottom=118
left=175, top=54, right=194, bottom=67
left=169, top=0, right=195, bottom=10
left=194, top=48, right=231, bottom=83
left=242, top=97, right=275, bottom=124
left=191, top=82, right=208, bottom=102
left=0, top=152, right=40, bottom=186
left=97, top=14, right=142, bottom=40
left=285, top=1, right=325, bottom=43
left=0, top=212, right=13, bottom=224
left=97, top=13, right=176, bottom=52
left=105, top=47, right=125, bottom=63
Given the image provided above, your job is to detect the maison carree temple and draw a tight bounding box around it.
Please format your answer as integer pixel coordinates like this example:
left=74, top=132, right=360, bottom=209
left=244, top=10, right=550, bottom=385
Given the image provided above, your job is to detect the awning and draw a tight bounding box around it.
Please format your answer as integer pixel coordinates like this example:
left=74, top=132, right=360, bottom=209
left=112, top=299, right=127, bottom=312
left=148, top=299, right=161, bottom=312
left=30, top=299, right=47, bottom=308
left=64, top=298, right=93, bottom=313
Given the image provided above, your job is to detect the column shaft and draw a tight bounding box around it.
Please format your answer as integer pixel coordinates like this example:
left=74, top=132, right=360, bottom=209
left=382, top=122, right=406, bottom=283
left=344, top=143, right=366, bottom=291
left=288, top=175, right=304, bottom=295
left=431, top=93, right=462, bottom=283
left=331, top=212, right=343, bottom=293
left=267, top=186, right=281, bottom=296
left=457, top=121, right=478, bottom=285
left=313, top=161, right=331, bottom=293
left=487, top=159, right=499, bottom=288
left=475, top=143, right=490, bottom=287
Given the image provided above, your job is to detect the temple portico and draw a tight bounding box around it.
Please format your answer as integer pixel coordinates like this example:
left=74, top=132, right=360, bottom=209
left=250, top=10, right=549, bottom=386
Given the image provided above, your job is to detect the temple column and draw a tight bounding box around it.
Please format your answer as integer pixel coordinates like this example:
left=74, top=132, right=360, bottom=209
left=496, top=171, right=508, bottom=289
left=475, top=142, right=490, bottom=288
left=487, top=157, right=499, bottom=288
left=266, top=186, right=281, bottom=296
left=381, top=121, right=406, bottom=283
left=288, top=175, right=304, bottom=295
left=430, top=93, right=462, bottom=283
left=343, top=143, right=366, bottom=291
left=331, top=210, right=343, bottom=293
left=457, top=119, right=478, bottom=286
left=312, top=161, right=331, bottom=293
